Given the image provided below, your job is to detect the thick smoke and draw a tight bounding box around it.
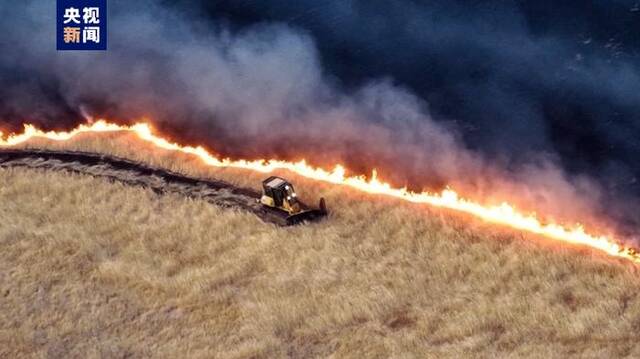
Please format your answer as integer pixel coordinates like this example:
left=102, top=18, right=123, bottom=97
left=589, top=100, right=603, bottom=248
left=185, top=0, right=640, bottom=224
left=0, top=1, right=637, bottom=235
left=189, top=1, right=640, bottom=164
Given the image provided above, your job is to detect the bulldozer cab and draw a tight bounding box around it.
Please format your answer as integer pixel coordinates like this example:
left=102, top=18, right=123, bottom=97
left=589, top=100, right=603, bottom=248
left=259, top=176, right=328, bottom=224
left=261, top=176, right=299, bottom=212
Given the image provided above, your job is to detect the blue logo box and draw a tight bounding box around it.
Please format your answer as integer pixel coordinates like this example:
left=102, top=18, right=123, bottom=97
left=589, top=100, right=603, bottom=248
left=57, top=0, right=107, bottom=50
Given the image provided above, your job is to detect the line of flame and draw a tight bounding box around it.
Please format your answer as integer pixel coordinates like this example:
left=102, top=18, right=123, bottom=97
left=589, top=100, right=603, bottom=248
left=1, top=120, right=639, bottom=264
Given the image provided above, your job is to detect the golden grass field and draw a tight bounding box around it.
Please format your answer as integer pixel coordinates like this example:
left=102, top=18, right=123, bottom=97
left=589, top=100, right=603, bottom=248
left=2, top=132, right=640, bottom=358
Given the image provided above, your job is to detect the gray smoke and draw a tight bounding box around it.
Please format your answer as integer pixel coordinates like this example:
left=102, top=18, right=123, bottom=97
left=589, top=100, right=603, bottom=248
left=0, top=1, right=633, bottom=236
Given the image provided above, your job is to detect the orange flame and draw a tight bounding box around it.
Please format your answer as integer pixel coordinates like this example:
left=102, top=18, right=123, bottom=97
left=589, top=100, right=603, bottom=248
left=2, top=120, right=639, bottom=264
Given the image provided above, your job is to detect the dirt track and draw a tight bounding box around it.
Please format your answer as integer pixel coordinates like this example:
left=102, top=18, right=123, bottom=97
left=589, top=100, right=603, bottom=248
left=0, top=149, right=321, bottom=226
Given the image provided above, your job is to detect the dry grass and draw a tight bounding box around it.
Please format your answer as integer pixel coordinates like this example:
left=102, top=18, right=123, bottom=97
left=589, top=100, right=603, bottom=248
left=2, top=133, right=640, bottom=358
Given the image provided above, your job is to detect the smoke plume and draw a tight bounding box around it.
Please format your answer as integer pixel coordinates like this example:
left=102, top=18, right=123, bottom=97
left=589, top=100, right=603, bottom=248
left=0, top=1, right=638, bottom=236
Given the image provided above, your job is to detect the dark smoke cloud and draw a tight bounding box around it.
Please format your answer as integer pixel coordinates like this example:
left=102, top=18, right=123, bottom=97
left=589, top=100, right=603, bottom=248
left=187, top=1, right=640, bottom=153
left=182, top=1, right=640, bottom=199
left=0, top=1, right=637, bottom=236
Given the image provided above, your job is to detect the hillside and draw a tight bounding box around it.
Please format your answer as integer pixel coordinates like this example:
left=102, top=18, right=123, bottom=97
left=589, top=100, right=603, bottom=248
left=2, top=132, right=640, bottom=358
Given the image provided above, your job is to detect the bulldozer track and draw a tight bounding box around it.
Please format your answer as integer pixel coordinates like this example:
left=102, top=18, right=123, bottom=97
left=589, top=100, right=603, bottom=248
left=0, top=149, right=315, bottom=226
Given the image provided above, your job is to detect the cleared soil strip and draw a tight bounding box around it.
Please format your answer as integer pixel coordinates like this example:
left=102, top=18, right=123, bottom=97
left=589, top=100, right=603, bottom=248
left=0, top=149, right=300, bottom=226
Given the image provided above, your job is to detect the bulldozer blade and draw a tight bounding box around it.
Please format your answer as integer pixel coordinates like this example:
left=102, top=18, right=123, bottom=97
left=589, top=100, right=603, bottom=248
left=286, top=197, right=328, bottom=225
left=286, top=209, right=327, bottom=225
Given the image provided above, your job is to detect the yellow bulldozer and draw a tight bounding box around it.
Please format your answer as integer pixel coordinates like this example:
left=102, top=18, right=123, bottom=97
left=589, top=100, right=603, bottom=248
left=259, top=176, right=327, bottom=224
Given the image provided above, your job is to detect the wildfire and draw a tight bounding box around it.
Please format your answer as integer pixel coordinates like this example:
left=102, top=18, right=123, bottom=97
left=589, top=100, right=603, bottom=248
left=2, top=120, right=639, bottom=264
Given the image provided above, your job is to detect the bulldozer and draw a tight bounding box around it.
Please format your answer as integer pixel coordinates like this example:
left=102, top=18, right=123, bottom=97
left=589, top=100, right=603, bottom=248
left=259, top=176, right=327, bottom=225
